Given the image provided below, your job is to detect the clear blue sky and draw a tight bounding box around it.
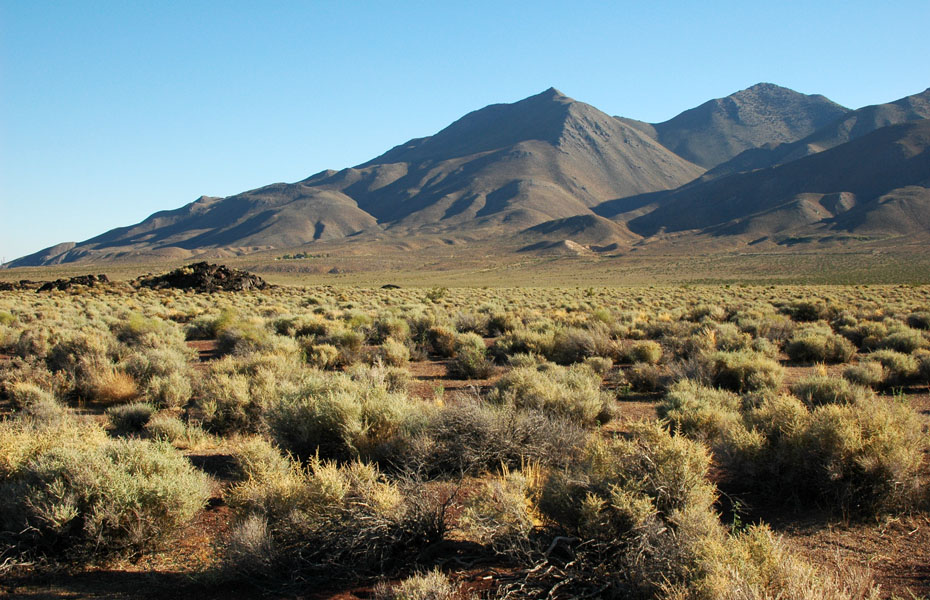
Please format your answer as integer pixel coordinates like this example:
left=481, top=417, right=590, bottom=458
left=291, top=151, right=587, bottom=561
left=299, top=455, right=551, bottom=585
left=2, top=0, right=928, bottom=261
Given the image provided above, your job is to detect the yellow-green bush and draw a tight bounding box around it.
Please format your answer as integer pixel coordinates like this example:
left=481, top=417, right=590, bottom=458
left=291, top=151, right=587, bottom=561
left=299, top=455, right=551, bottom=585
left=790, top=375, right=873, bottom=406
left=786, top=325, right=856, bottom=363
left=489, top=363, right=610, bottom=425
left=0, top=419, right=209, bottom=558
left=225, top=444, right=444, bottom=581
left=707, top=350, right=784, bottom=393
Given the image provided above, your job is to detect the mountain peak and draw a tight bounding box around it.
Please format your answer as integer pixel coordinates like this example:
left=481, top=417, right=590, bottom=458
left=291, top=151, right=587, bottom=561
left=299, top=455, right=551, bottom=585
left=538, top=86, right=568, bottom=99
left=653, top=83, right=850, bottom=167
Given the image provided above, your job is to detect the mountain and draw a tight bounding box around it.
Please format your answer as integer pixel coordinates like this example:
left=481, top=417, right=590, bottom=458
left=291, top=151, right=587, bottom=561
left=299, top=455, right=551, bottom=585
left=9, top=88, right=704, bottom=266
left=609, top=119, right=930, bottom=241
left=620, top=83, right=850, bottom=168
left=9, top=84, right=930, bottom=269
left=704, top=87, right=930, bottom=179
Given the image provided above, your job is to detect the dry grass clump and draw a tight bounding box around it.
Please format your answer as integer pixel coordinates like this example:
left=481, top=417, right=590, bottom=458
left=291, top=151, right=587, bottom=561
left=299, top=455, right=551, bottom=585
left=402, top=399, right=585, bottom=476
left=658, top=380, right=744, bottom=443
left=624, top=339, right=663, bottom=364
left=264, top=370, right=428, bottom=463
left=671, top=387, right=926, bottom=514
left=842, top=361, right=885, bottom=388
left=906, top=310, right=930, bottom=330
left=106, top=401, right=156, bottom=434
left=482, top=423, right=722, bottom=598
left=790, top=375, right=874, bottom=406
left=489, top=363, right=611, bottom=425
left=549, top=324, right=614, bottom=365
left=785, top=325, right=856, bottom=364
left=663, top=524, right=879, bottom=600
left=225, top=441, right=444, bottom=582
left=373, top=568, right=461, bottom=600
left=447, top=332, right=494, bottom=379
left=0, top=418, right=209, bottom=559
left=706, top=350, right=784, bottom=393
left=868, top=349, right=919, bottom=387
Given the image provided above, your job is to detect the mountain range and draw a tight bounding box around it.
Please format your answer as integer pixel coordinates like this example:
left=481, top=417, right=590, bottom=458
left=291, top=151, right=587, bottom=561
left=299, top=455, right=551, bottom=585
left=10, top=83, right=930, bottom=267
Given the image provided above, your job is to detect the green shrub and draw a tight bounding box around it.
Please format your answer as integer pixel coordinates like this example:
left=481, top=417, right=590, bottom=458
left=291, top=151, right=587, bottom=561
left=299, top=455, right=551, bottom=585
left=790, top=375, right=873, bottom=407
left=370, top=316, right=411, bottom=344
left=425, top=325, right=457, bottom=358
left=304, top=342, right=340, bottom=369
left=707, top=350, right=783, bottom=393
left=781, top=301, right=837, bottom=322
left=624, top=363, right=669, bottom=393
left=143, top=370, right=193, bottom=408
left=186, top=309, right=237, bottom=340
left=374, top=569, right=460, bottom=600
left=842, top=361, right=885, bottom=388
left=447, top=332, right=494, bottom=379
left=378, top=337, right=411, bottom=367
left=625, top=340, right=663, bottom=364
left=878, top=327, right=926, bottom=353
left=196, top=368, right=257, bottom=434
left=906, top=311, right=930, bottom=330
left=918, top=350, right=930, bottom=383
left=664, top=524, right=879, bottom=600
left=658, top=380, right=743, bottom=444
left=403, top=400, right=585, bottom=476
left=838, top=320, right=887, bottom=351
left=460, top=466, right=541, bottom=557
left=487, top=311, right=519, bottom=336
left=347, top=362, right=412, bottom=394
left=454, top=311, right=489, bottom=335
left=868, top=349, right=919, bottom=386
left=112, top=313, right=182, bottom=348
left=490, top=364, right=610, bottom=426
left=527, top=423, right=721, bottom=597
left=107, top=402, right=156, bottom=434
left=583, top=356, right=613, bottom=376
left=490, top=328, right=555, bottom=362
left=226, top=450, right=444, bottom=581
left=549, top=325, right=614, bottom=365
left=799, top=399, right=926, bottom=513
left=8, top=382, right=69, bottom=426
left=216, top=321, right=279, bottom=356
left=786, top=326, right=856, bottom=363
left=264, top=371, right=427, bottom=463
left=0, top=420, right=209, bottom=558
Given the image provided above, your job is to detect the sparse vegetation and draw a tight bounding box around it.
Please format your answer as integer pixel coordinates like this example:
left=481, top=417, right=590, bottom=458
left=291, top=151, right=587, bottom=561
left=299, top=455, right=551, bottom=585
left=0, top=280, right=926, bottom=597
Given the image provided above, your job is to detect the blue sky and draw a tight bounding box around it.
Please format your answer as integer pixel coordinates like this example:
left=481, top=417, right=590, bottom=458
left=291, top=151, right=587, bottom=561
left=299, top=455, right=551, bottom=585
left=2, top=0, right=928, bottom=261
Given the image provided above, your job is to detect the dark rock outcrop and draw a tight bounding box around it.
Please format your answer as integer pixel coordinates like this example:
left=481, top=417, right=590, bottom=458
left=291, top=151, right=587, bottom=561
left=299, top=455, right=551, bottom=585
left=134, top=262, right=269, bottom=292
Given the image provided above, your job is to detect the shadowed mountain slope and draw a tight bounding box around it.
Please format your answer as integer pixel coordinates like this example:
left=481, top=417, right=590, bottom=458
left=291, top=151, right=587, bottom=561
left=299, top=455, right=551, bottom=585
left=11, top=85, right=930, bottom=268
left=620, top=83, right=850, bottom=169
left=704, top=87, right=930, bottom=179
left=618, top=119, right=930, bottom=240
left=9, top=88, right=704, bottom=266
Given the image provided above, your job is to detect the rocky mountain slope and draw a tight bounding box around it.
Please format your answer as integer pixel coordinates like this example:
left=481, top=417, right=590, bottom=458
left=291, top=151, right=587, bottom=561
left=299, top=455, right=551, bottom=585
left=608, top=119, right=930, bottom=242
left=9, top=83, right=930, bottom=268
left=617, top=83, right=850, bottom=168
